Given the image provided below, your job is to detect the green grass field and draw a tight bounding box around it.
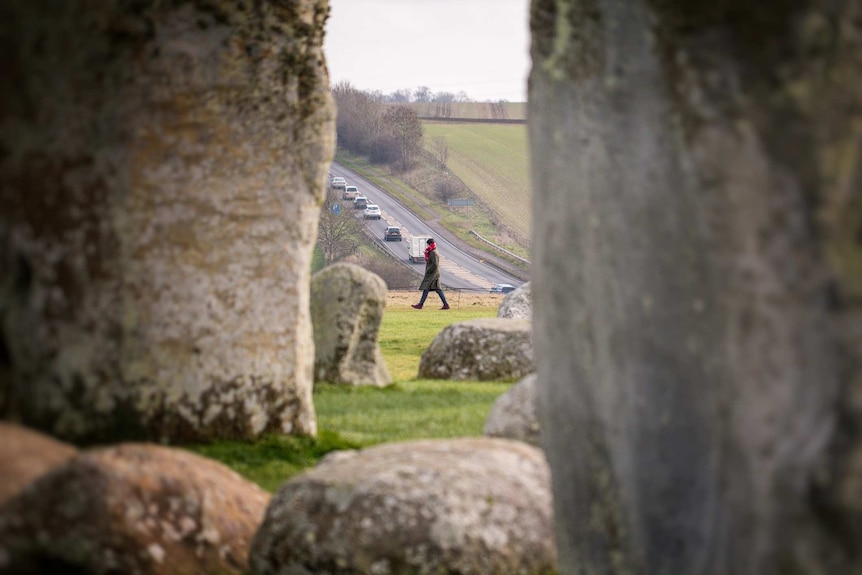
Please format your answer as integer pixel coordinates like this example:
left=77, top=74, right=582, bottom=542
left=186, top=303, right=508, bottom=492
left=423, top=122, right=531, bottom=238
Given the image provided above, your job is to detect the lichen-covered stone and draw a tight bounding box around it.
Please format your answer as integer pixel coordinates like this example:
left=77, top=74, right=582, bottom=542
left=530, top=0, right=862, bottom=573
left=250, top=438, right=556, bottom=575
left=497, top=281, right=533, bottom=320
left=310, top=263, right=391, bottom=387
left=0, top=422, right=78, bottom=505
left=0, top=0, right=334, bottom=441
left=0, top=443, right=271, bottom=575
left=484, top=374, right=541, bottom=447
left=418, top=318, right=533, bottom=381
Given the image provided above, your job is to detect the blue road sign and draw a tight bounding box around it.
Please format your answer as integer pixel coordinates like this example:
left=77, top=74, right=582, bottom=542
left=332, top=203, right=341, bottom=215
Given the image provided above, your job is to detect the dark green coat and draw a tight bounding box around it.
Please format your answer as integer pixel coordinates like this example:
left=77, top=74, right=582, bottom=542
left=419, top=248, right=441, bottom=291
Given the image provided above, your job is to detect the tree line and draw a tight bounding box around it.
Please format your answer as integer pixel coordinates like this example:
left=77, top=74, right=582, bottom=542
left=347, top=84, right=510, bottom=105
left=374, top=86, right=478, bottom=104
left=332, top=82, right=425, bottom=171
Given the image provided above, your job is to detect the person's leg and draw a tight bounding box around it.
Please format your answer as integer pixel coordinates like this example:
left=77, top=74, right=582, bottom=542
left=412, top=290, right=430, bottom=309
left=436, top=289, right=449, bottom=309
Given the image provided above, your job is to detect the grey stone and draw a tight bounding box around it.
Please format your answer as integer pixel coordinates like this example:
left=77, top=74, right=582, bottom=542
left=250, top=438, right=557, bottom=575
left=418, top=318, right=533, bottom=381
left=530, top=1, right=862, bottom=573
left=484, top=374, right=541, bottom=447
left=0, top=1, right=334, bottom=442
left=310, top=263, right=391, bottom=387
left=497, top=282, right=532, bottom=320
left=0, top=443, right=271, bottom=575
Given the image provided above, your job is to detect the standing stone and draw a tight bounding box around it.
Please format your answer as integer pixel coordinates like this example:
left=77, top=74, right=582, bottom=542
left=0, top=1, right=334, bottom=441
left=497, top=281, right=532, bottom=320
left=310, top=263, right=391, bottom=386
left=530, top=1, right=862, bottom=574
left=484, top=373, right=541, bottom=447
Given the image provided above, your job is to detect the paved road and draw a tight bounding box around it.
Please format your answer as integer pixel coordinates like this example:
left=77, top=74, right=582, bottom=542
left=329, top=163, right=524, bottom=292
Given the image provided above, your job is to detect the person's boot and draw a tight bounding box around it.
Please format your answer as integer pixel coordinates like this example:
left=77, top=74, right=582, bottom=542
left=411, top=303, right=423, bottom=309
left=440, top=304, right=450, bottom=310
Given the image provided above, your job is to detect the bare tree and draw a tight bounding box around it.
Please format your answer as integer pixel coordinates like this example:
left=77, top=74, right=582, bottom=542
left=382, top=105, right=423, bottom=171
left=386, top=88, right=412, bottom=103
left=455, top=91, right=472, bottom=103
left=435, top=91, right=456, bottom=103
left=332, top=81, right=384, bottom=157
left=413, top=86, right=432, bottom=103
left=435, top=172, right=462, bottom=203
left=432, top=136, right=449, bottom=168
left=317, top=189, right=363, bottom=265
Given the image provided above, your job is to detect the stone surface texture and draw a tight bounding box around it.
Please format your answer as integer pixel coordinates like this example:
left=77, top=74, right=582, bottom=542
left=0, top=0, right=334, bottom=442
left=484, top=374, right=541, bottom=447
left=0, top=422, right=78, bottom=505
left=0, top=443, right=271, bottom=575
left=418, top=318, right=534, bottom=381
left=497, top=282, right=533, bottom=320
left=310, top=263, right=391, bottom=386
left=250, top=437, right=556, bottom=575
left=530, top=0, right=862, bottom=573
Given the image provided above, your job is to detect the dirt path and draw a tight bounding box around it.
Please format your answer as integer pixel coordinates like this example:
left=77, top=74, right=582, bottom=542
left=386, top=290, right=503, bottom=310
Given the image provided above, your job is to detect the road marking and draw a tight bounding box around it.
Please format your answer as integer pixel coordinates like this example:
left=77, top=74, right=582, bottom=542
left=438, top=255, right=494, bottom=290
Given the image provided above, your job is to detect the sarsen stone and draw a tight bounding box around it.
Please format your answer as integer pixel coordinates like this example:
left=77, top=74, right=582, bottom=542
left=250, top=437, right=556, bottom=575
left=418, top=318, right=533, bottom=381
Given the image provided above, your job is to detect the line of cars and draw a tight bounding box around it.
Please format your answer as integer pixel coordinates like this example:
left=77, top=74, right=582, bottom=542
left=330, top=173, right=390, bottom=227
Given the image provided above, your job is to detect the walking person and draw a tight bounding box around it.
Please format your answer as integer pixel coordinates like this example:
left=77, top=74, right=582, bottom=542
left=412, top=238, right=450, bottom=310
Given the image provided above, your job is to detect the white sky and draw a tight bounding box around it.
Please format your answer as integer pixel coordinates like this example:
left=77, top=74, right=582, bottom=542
left=324, top=0, right=531, bottom=102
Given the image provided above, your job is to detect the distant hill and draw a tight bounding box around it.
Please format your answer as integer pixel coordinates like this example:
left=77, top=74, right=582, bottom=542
left=394, top=102, right=526, bottom=123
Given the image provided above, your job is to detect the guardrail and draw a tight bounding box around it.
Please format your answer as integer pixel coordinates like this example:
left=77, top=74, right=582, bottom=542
left=469, top=231, right=530, bottom=266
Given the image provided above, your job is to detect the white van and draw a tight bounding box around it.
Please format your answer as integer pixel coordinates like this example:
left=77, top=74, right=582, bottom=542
left=407, top=235, right=432, bottom=263
left=342, top=185, right=360, bottom=200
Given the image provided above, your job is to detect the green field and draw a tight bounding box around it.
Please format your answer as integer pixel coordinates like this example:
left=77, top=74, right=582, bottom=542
left=187, top=303, right=509, bottom=492
left=423, top=121, right=531, bottom=238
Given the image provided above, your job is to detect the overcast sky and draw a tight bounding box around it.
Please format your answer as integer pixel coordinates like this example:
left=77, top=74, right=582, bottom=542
left=324, top=0, right=531, bottom=102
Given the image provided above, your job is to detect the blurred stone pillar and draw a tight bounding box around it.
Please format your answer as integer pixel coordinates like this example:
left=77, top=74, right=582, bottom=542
left=0, top=0, right=334, bottom=442
left=530, top=0, right=862, bottom=573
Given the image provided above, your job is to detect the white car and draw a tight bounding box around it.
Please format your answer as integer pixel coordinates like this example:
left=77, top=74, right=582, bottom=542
left=363, top=204, right=381, bottom=219
left=329, top=176, right=346, bottom=191
left=342, top=185, right=360, bottom=200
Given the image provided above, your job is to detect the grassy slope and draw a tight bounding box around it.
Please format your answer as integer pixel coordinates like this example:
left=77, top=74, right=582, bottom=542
left=423, top=122, right=531, bottom=239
